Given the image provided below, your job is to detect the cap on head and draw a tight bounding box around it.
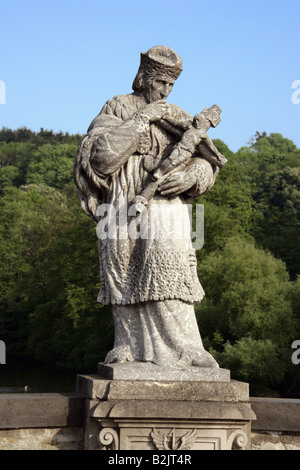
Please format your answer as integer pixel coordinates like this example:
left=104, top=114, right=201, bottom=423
left=141, top=45, right=183, bottom=73
left=132, top=45, right=183, bottom=92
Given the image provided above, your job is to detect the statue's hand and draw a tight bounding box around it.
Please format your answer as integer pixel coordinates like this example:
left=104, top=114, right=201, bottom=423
left=141, top=100, right=170, bottom=122
left=158, top=171, right=196, bottom=197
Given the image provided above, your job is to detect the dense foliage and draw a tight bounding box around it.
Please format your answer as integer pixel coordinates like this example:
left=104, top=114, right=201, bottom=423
left=0, top=127, right=299, bottom=396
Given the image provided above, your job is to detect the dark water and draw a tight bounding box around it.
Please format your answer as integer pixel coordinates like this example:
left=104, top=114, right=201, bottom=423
left=0, top=356, right=78, bottom=393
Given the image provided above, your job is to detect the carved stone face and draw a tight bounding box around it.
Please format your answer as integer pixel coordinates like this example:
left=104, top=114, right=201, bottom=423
left=144, top=73, right=175, bottom=103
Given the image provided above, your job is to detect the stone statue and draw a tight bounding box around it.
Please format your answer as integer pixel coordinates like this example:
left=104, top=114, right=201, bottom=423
left=74, top=45, right=227, bottom=371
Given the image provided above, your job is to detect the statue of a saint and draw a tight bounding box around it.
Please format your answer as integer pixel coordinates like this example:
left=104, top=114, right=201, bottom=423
left=74, top=46, right=226, bottom=369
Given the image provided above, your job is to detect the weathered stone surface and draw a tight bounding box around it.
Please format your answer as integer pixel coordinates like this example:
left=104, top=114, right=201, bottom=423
left=2, top=392, right=299, bottom=450
left=250, top=397, right=300, bottom=432
left=78, top=377, right=256, bottom=450
left=0, top=393, right=83, bottom=429
left=74, top=45, right=227, bottom=373
left=85, top=393, right=255, bottom=450
left=73, top=45, right=255, bottom=451
left=91, top=399, right=256, bottom=421
left=96, top=362, right=230, bottom=383
left=251, top=431, right=300, bottom=451
left=0, top=427, right=83, bottom=450
left=77, top=374, right=248, bottom=402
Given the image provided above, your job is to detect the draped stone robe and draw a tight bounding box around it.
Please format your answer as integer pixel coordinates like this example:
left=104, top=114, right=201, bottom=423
left=74, top=91, right=219, bottom=367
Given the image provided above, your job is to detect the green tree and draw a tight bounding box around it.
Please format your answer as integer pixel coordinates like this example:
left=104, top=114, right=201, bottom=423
left=25, top=143, right=77, bottom=189
left=0, top=141, right=36, bottom=186
left=195, top=142, right=254, bottom=258
left=1, top=127, right=299, bottom=392
left=0, top=126, right=82, bottom=145
left=252, top=167, right=300, bottom=280
left=0, top=165, right=19, bottom=194
left=0, top=184, right=113, bottom=370
left=196, top=236, right=297, bottom=395
left=239, top=132, right=300, bottom=186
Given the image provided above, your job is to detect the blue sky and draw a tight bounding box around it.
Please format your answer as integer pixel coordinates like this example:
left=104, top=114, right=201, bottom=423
left=1, top=0, right=299, bottom=151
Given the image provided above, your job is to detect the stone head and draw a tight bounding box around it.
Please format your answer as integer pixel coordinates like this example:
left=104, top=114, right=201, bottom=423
left=132, top=45, right=183, bottom=103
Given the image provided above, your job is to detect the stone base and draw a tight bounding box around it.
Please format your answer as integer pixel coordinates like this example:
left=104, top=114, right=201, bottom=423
left=77, top=373, right=256, bottom=450
left=97, top=362, right=230, bottom=382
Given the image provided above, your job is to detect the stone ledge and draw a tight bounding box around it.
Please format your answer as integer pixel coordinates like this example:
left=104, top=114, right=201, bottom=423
left=77, top=374, right=249, bottom=402
left=0, top=393, right=299, bottom=436
left=250, top=397, right=300, bottom=432
left=0, top=393, right=84, bottom=429
left=90, top=399, right=256, bottom=421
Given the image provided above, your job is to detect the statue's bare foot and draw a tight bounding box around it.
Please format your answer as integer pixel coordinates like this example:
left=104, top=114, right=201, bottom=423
left=178, top=347, right=219, bottom=368
left=104, top=345, right=134, bottom=364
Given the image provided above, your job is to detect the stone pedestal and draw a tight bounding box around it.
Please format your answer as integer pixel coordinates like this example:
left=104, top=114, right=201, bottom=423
left=97, top=362, right=231, bottom=382
left=77, top=363, right=256, bottom=451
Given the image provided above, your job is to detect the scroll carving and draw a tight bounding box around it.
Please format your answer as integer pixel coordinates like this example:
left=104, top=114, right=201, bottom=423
left=227, top=429, right=248, bottom=450
left=99, top=427, right=119, bottom=450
